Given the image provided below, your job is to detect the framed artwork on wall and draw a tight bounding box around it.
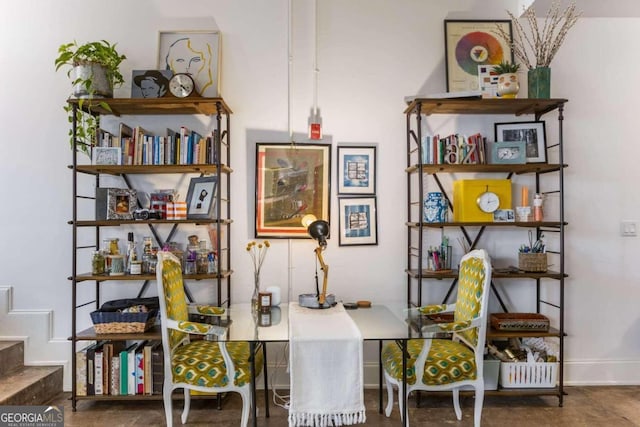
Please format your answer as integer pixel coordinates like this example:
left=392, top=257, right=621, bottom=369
left=337, top=145, right=376, bottom=195
left=157, top=31, right=221, bottom=97
left=494, top=121, right=547, bottom=163
left=338, top=197, right=378, bottom=246
left=255, top=143, right=331, bottom=238
left=444, top=20, right=513, bottom=92
left=186, top=176, right=218, bottom=219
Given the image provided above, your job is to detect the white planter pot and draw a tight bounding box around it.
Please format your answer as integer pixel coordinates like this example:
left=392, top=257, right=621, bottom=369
left=496, top=72, right=519, bottom=99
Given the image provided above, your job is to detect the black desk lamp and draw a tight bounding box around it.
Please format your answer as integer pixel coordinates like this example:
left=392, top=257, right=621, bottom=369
left=299, top=214, right=335, bottom=308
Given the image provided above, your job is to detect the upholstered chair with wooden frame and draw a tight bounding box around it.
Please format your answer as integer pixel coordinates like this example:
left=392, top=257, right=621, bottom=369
left=155, top=251, right=263, bottom=427
left=382, top=249, right=492, bottom=427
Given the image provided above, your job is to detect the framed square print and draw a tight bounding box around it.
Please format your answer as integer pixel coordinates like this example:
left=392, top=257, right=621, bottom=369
left=157, top=31, right=221, bottom=97
left=338, top=197, right=378, bottom=246
left=491, top=141, right=526, bottom=164
left=494, top=121, right=547, bottom=163
left=255, top=143, right=331, bottom=238
left=444, top=20, right=513, bottom=92
left=337, top=145, right=376, bottom=195
left=186, top=176, right=218, bottom=219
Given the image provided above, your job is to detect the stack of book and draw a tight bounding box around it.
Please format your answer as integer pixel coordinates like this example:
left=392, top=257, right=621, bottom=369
left=75, top=340, right=163, bottom=396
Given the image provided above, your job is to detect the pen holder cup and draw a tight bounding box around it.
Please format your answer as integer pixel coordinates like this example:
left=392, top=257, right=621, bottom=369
left=518, top=253, right=547, bottom=272
left=428, top=246, right=452, bottom=271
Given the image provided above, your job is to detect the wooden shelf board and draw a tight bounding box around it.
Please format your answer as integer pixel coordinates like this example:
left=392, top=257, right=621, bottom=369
left=404, top=98, right=567, bottom=117
left=406, top=221, right=564, bottom=228
left=67, top=97, right=232, bottom=116
left=73, top=219, right=232, bottom=227
left=73, top=325, right=162, bottom=341
left=73, top=164, right=232, bottom=175
left=73, top=270, right=233, bottom=282
left=406, top=269, right=565, bottom=280
left=406, top=163, right=567, bottom=174
left=488, top=326, right=561, bottom=339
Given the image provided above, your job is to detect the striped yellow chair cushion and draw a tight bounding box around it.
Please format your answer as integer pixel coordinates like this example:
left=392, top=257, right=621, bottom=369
left=382, top=339, right=476, bottom=386
left=172, top=340, right=263, bottom=388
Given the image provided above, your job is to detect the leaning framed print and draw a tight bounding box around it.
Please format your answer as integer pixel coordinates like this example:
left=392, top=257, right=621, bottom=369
left=338, top=197, right=378, bottom=246
left=337, top=145, right=376, bottom=195
left=255, top=143, right=331, bottom=238
left=444, top=20, right=513, bottom=92
left=186, top=176, right=218, bottom=219
left=491, top=140, right=526, bottom=164
left=494, top=121, right=547, bottom=163
left=92, top=147, right=122, bottom=165
left=157, top=30, right=221, bottom=97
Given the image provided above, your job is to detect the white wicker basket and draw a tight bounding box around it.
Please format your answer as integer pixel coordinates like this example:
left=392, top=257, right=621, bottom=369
left=499, top=361, right=559, bottom=388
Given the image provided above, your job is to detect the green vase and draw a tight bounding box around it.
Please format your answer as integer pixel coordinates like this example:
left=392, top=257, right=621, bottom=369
left=527, top=67, right=551, bottom=99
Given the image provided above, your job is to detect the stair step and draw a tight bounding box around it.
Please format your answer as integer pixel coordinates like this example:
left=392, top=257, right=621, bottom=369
left=0, top=341, right=24, bottom=377
left=0, top=366, right=63, bottom=406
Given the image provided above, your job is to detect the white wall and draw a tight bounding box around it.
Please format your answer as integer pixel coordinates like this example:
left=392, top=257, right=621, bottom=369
left=0, top=0, right=638, bottom=390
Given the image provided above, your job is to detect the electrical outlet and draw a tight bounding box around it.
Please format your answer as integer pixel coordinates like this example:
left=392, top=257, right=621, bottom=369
left=621, top=221, right=637, bottom=237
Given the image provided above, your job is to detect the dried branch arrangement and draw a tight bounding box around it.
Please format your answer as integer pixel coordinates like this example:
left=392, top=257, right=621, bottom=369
left=495, top=0, right=581, bottom=69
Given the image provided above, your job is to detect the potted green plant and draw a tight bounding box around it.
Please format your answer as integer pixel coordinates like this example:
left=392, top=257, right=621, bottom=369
left=55, top=40, right=126, bottom=155
left=492, top=61, right=520, bottom=99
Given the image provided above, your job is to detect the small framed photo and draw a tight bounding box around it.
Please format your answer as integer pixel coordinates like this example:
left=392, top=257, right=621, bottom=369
left=186, top=176, right=218, bottom=219
left=96, top=188, right=137, bottom=220
left=92, top=147, right=122, bottom=165
left=444, top=20, right=513, bottom=92
left=493, top=209, right=515, bottom=222
left=494, top=121, right=547, bottom=163
left=337, top=145, right=376, bottom=195
left=338, top=197, right=378, bottom=246
left=157, top=31, right=221, bottom=97
left=131, top=70, right=172, bottom=98
left=491, top=141, right=526, bottom=164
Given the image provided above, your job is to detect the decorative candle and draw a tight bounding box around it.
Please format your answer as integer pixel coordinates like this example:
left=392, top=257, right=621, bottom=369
left=521, top=186, right=529, bottom=207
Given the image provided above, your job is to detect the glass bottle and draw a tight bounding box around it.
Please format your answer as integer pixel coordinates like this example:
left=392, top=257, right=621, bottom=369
left=91, top=251, right=105, bottom=275
left=196, top=240, right=209, bottom=274
left=533, top=193, right=544, bottom=221
left=126, top=232, right=138, bottom=273
left=185, top=236, right=198, bottom=275
left=142, top=236, right=153, bottom=274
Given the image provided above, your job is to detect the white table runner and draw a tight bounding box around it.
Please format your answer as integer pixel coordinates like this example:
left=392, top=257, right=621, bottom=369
left=288, top=302, right=366, bottom=426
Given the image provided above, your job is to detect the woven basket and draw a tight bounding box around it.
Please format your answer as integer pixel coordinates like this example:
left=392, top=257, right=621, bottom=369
left=491, top=313, right=550, bottom=331
left=518, top=253, right=547, bottom=272
left=90, top=309, right=157, bottom=334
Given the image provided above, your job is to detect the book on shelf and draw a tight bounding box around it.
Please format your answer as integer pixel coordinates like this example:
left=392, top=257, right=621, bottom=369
left=75, top=344, right=92, bottom=397
left=143, top=342, right=153, bottom=395
left=110, top=355, right=120, bottom=396
left=135, top=340, right=147, bottom=395
left=151, top=341, right=164, bottom=395
left=119, top=342, right=137, bottom=396
left=94, top=345, right=104, bottom=395
left=85, top=341, right=106, bottom=396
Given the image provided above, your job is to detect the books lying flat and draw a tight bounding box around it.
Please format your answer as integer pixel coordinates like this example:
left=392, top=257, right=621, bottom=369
left=405, top=90, right=482, bottom=103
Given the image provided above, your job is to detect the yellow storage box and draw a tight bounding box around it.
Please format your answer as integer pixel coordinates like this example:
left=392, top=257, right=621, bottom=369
left=453, top=179, right=512, bottom=222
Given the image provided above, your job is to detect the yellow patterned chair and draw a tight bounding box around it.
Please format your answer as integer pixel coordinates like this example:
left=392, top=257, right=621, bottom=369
left=382, top=249, right=491, bottom=427
left=156, top=251, right=263, bottom=427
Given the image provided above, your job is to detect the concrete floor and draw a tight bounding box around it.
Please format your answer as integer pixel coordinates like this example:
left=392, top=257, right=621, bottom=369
left=49, top=386, right=640, bottom=426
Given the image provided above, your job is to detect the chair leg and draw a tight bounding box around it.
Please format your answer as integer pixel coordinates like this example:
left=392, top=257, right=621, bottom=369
left=239, top=387, right=251, bottom=427
left=163, top=382, right=174, bottom=427
left=452, top=388, right=462, bottom=420
left=181, top=388, right=191, bottom=424
left=384, top=373, right=394, bottom=417
left=474, top=386, right=485, bottom=427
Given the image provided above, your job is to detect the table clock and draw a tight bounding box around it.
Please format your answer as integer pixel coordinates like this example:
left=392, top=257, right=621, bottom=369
left=453, top=179, right=512, bottom=222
